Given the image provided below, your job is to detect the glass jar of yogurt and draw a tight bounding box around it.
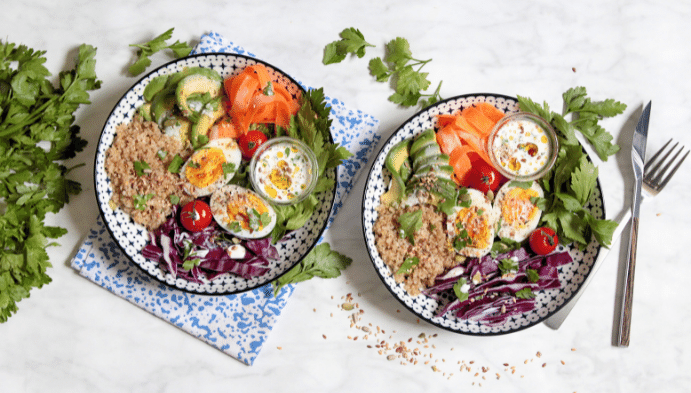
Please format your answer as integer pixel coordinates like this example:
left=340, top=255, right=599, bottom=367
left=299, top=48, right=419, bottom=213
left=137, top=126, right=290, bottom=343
left=249, top=136, right=319, bottom=205
left=486, top=112, right=558, bottom=181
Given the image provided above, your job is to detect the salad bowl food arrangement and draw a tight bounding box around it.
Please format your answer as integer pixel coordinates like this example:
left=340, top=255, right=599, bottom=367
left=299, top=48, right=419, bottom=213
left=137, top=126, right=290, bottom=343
left=95, top=53, right=340, bottom=295
left=362, top=93, right=606, bottom=335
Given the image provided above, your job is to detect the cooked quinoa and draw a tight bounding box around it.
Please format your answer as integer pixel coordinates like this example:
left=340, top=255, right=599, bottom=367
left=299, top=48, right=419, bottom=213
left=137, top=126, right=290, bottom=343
left=105, top=117, right=193, bottom=231
left=373, top=203, right=458, bottom=296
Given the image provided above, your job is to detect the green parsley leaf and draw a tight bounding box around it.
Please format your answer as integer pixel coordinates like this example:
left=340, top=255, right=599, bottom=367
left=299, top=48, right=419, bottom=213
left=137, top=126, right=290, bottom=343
left=398, top=209, right=424, bottom=245
left=322, top=28, right=374, bottom=65
left=133, top=193, right=154, bottom=210
left=515, top=288, right=536, bottom=299
left=169, top=194, right=180, bottom=205
left=272, top=242, right=352, bottom=296
left=134, top=160, right=150, bottom=177
left=498, top=258, right=519, bottom=275
left=167, top=154, right=184, bottom=173
left=128, top=28, right=193, bottom=76
left=526, top=269, right=540, bottom=283
left=396, top=257, right=420, bottom=275
left=453, top=277, right=469, bottom=302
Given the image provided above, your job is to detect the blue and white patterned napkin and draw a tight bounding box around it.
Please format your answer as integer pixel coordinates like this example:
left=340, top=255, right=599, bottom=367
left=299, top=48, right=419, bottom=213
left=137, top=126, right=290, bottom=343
left=71, top=32, right=380, bottom=365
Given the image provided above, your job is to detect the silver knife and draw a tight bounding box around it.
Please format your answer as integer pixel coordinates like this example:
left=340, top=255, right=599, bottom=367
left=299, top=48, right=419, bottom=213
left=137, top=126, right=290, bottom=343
left=616, top=101, right=651, bottom=347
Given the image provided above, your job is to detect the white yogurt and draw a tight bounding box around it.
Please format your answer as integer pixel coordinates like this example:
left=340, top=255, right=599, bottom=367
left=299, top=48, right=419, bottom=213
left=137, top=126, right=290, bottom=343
left=490, top=117, right=552, bottom=178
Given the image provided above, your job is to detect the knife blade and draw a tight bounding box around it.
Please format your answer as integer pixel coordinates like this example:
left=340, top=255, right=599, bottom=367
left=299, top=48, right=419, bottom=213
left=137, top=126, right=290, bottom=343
left=615, top=101, right=651, bottom=347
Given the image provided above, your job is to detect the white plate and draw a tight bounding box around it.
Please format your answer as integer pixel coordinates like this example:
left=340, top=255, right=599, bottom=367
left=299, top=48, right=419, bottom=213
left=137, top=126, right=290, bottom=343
left=94, top=53, right=336, bottom=295
left=361, top=93, right=604, bottom=335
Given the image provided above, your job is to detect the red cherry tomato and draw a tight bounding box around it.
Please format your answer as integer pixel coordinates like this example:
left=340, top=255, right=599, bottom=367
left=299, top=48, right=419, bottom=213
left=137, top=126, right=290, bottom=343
left=529, top=227, right=559, bottom=255
left=180, top=200, right=213, bottom=232
left=465, top=162, right=502, bottom=194
left=238, top=130, right=268, bottom=159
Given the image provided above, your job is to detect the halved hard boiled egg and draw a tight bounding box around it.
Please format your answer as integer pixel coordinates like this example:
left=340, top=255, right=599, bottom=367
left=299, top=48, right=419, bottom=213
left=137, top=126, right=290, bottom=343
left=493, top=180, right=544, bottom=242
left=446, top=188, right=498, bottom=258
left=180, top=137, right=242, bottom=197
left=209, top=184, right=277, bottom=239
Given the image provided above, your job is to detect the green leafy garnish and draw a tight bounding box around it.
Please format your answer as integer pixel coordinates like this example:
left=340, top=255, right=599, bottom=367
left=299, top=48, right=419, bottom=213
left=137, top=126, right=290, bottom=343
left=490, top=237, right=523, bottom=258
left=167, top=154, right=184, bottom=173
left=128, top=28, right=193, bottom=76
left=322, top=27, right=375, bottom=65
left=272, top=243, right=352, bottom=296
left=134, top=160, right=150, bottom=177
left=498, top=258, right=519, bottom=276
left=526, top=269, right=540, bottom=283
left=396, top=257, right=420, bottom=275
left=369, top=37, right=443, bottom=108
left=169, top=195, right=180, bottom=205
left=269, top=88, right=352, bottom=243
left=453, top=277, right=469, bottom=302
left=518, top=87, right=624, bottom=249
left=397, top=209, right=423, bottom=245
left=0, top=41, right=100, bottom=323
left=133, top=193, right=155, bottom=210
left=515, top=288, right=536, bottom=300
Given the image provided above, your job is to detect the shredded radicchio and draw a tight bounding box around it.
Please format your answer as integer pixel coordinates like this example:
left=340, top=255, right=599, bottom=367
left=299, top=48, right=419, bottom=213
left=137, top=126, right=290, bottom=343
left=422, top=247, right=573, bottom=326
left=141, top=205, right=278, bottom=283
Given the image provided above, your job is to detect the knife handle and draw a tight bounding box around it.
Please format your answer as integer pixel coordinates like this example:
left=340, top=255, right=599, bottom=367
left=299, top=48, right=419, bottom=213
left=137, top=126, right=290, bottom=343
left=616, top=216, right=639, bottom=347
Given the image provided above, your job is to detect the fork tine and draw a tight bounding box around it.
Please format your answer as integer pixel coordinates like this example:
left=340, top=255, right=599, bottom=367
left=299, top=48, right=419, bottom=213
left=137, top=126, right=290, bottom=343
left=644, top=138, right=673, bottom=172
left=656, top=148, right=689, bottom=190
left=645, top=139, right=678, bottom=180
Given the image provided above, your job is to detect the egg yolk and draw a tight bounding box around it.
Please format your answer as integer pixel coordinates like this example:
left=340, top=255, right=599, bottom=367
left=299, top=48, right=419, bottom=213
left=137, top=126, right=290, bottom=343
left=455, top=207, right=492, bottom=250
left=226, top=193, right=270, bottom=232
left=269, top=160, right=292, bottom=190
left=501, top=188, right=540, bottom=228
left=185, top=148, right=226, bottom=189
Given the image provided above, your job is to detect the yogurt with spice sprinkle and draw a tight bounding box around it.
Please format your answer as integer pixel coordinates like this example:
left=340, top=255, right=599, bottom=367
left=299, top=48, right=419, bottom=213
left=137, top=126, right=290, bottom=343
left=250, top=137, right=318, bottom=204
left=488, top=113, right=557, bottom=180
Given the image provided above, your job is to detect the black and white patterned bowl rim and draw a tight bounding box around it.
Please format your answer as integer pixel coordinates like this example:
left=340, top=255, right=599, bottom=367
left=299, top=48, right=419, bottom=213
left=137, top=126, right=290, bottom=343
left=362, top=93, right=604, bottom=335
left=94, top=53, right=336, bottom=295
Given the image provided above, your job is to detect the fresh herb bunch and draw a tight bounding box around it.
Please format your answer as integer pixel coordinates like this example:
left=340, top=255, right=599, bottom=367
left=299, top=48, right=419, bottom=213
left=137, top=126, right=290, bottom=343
left=270, top=87, right=352, bottom=242
left=128, top=28, right=193, bottom=76
left=272, top=242, right=352, bottom=296
left=517, top=87, right=624, bottom=250
left=323, top=28, right=443, bottom=109
left=0, top=41, right=101, bottom=322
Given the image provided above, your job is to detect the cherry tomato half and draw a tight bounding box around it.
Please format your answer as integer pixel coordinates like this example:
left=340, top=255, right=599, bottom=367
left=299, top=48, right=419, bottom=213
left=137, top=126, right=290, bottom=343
left=529, top=227, right=559, bottom=255
left=180, top=200, right=213, bottom=232
left=465, top=162, right=502, bottom=194
left=238, top=130, right=268, bottom=159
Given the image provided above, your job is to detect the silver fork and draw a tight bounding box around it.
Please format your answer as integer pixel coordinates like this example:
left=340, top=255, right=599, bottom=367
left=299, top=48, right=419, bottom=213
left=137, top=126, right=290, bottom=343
left=544, top=138, right=688, bottom=330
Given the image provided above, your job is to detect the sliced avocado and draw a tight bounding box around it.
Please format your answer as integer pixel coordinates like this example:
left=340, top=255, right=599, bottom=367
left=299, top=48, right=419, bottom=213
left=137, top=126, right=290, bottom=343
left=413, top=163, right=454, bottom=179
left=381, top=139, right=412, bottom=205
left=137, top=103, right=153, bottom=122
left=190, top=98, right=225, bottom=142
left=409, top=129, right=437, bottom=158
left=412, top=148, right=446, bottom=172
left=162, top=115, right=192, bottom=146
left=151, top=90, right=177, bottom=126
left=176, top=74, right=223, bottom=117
left=166, top=67, right=223, bottom=89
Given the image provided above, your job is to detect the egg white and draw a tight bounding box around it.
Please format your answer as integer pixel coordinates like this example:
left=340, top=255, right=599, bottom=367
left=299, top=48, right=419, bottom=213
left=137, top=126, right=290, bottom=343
left=446, top=188, right=498, bottom=258
left=209, top=184, right=277, bottom=239
left=180, top=137, right=242, bottom=197
left=493, top=180, right=544, bottom=242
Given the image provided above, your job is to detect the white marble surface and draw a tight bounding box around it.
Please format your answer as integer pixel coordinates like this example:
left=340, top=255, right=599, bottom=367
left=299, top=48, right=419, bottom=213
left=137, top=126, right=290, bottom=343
left=2, top=1, right=690, bottom=392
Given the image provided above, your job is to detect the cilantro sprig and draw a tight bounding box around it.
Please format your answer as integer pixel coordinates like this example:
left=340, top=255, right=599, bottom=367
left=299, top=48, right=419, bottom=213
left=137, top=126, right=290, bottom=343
left=272, top=243, right=352, bottom=296
left=270, top=88, right=352, bottom=243
left=369, top=37, right=443, bottom=108
left=517, top=87, right=623, bottom=249
left=323, top=29, right=443, bottom=109
left=1, top=41, right=101, bottom=322
left=128, top=28, right=193, bottom=76
left=322, top=28, right=374, bottom=65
